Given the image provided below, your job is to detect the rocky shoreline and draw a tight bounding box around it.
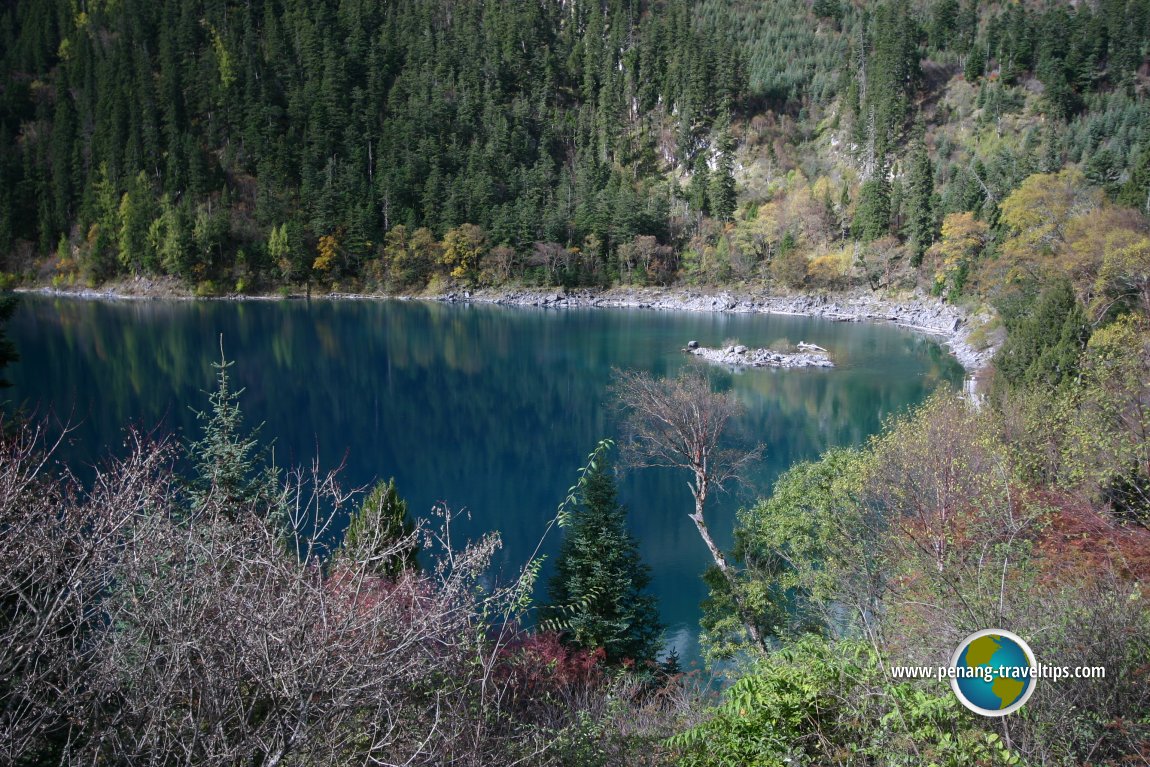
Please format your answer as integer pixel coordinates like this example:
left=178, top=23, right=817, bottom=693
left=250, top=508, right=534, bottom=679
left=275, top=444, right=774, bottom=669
left=20, top=281, right=997, bottom=373
left=437, top=287, right=996, bottom=372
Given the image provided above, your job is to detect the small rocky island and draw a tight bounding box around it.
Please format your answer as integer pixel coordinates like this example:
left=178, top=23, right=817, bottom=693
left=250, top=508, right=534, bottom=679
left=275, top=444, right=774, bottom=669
left=685, top=340, right=834, bottom=369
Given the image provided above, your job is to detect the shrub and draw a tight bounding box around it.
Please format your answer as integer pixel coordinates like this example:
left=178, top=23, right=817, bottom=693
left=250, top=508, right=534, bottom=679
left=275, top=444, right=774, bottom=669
left=669, top=636, right=1020, bottom=767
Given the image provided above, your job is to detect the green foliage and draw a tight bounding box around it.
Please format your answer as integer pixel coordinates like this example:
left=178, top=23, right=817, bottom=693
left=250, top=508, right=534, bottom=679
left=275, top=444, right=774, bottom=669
left=670, top=636, right=1020, bottom=767
left=701, top=449, right=869, bottom=663
left=905, top=137, right=935, bottom=266
left=338, top=479, right=419, bottom=579
left=543, top=444, right=662, bottom=667
left=862, top=0, right=923, bottom=165
left=117, top=171, right=157, bottom=274
left=993, top=279, right=1090, bottom=395
left=697, top=0, right=849, bottom=105
left=853, top=176, right=891, bottom=242
left=694, top=375, right=1150, bottom=764
left=708, top=116, right=738, bottom=222
left=1047, top=317, right=1150, bottom=524
left=1118, top=147, right=1150, bottom=214
left=1, top=0, right=741, bottom=288
left=4, top=0, right=1150, bottom=295
left=187, top=347, right=280, bottom=520
left=149, top=195, right=193, bottom=278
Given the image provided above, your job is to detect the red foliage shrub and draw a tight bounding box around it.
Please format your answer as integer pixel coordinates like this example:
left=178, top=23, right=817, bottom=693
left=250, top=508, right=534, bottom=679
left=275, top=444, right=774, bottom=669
left=1032, top=488, right=1150, bottom=582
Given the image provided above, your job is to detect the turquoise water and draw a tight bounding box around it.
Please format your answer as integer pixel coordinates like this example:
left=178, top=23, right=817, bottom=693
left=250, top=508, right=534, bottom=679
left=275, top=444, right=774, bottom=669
left=9, top=296, right=963, bottom=662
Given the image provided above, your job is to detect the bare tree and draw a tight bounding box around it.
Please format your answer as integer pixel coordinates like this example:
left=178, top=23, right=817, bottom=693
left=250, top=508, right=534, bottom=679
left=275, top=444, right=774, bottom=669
left=612, top=369, right=767, bottom=652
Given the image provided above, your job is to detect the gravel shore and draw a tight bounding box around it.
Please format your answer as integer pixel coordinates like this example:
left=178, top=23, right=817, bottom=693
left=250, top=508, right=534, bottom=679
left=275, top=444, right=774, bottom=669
left=20, top=281, right=997, bottom=372
left=434, top=287, right=996, bottom=372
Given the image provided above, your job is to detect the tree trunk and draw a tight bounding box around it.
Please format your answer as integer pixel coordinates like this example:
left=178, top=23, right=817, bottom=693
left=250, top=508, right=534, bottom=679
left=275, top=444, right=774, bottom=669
left=689, top=495, right=767, bottom=653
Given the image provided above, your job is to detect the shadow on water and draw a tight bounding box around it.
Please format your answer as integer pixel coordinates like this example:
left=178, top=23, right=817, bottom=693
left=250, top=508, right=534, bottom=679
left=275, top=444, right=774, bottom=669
left=10, top=297, right=964, bottom=664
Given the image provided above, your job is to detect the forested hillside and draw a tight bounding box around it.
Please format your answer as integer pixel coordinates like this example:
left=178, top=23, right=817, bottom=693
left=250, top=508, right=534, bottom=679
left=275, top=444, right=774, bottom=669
left=2, top=0, right=1149, bottom=299
left=1, top=0, right=743, bottom=291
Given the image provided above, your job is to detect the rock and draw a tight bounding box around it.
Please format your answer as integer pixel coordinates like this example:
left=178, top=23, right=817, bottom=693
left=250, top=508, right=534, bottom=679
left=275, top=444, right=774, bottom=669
left=797, top=342, right=828, bottom=353
left=687, top=340, right=699, bottom=349
left=688, top=344, right=833, bottom=369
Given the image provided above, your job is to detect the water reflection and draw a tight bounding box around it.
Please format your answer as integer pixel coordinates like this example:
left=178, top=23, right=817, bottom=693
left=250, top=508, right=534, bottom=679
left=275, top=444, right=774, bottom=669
left=11, top=297, right=963, bottom=661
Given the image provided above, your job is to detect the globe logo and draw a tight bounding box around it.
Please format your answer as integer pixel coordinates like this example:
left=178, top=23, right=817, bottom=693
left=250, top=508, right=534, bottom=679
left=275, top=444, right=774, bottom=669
left=950, top=629, right=1037, bottom=716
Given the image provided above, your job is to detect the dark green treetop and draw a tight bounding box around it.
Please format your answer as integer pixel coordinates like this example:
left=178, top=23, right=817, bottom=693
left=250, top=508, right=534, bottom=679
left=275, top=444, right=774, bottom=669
left=543, top=444, right=662, bottom=667
left=338, top=478, right=419, bottom=579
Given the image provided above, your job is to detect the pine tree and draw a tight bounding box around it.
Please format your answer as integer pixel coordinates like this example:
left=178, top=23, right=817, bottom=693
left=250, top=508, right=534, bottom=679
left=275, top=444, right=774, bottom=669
left=687, top=152, right=710, bottom=219
left=1118, top=148, right=1150, bottom=215
left=812, top=0, right=843, bottom=22
left=708, top=114, right=738, bottom=222
left=854, top=175, right=891, bottom=242
left=117, top=171, right=157, bottom=274
left=993, top=279, right=1091, bottom=395
left=906, top=136, right=935, bottom=265
left=339, top=478, right=419, bottom=578
left=544, top=447, right=662, bottom=667
left=963, top=41, right=985, bottom=82
left=864, top=0, right=922, bottom=164
left=0, top=296, right=19, bottom=389
left=187, top=343, right=280, bottom=520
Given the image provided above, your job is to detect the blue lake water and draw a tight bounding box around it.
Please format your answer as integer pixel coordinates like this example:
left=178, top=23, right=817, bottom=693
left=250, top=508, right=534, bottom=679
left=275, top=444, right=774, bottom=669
left=9, top=296, right=964, bottom=663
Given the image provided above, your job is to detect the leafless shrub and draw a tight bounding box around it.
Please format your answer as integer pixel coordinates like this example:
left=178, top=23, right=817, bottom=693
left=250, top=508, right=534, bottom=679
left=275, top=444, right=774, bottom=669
left=0, top=420, right=599, bottom=766
left=0, top=423, right=165, bottom=764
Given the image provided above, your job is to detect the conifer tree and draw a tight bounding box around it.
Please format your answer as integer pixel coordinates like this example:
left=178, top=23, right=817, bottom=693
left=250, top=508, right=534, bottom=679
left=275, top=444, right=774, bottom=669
left=854, top=175, right=891, bottom=243
left=187, top=343, right=280, bottom=520
left=687, top=153, right=711, bottom=219
left=0, top=296, right=19, bottom=389
left=993, top=279, right=1091, bottom=395
left=339, top=478, right=419, bottom=579
left=709, top=116, right=738, bottom=222
left=544, top=446, right=662, bottom=667
left=1118, top=148, right=1150, bottom=215
left=906, top=136, right=935, bottom=265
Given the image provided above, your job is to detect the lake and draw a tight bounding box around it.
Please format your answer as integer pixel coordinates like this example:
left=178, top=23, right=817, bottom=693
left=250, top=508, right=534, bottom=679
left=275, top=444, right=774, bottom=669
left=8, top=296, right=964, bottom=663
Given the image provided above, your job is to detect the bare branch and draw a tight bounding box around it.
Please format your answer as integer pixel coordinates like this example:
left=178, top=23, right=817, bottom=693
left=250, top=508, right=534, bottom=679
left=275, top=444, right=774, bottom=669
left=611, top=368, right=767, bottom=652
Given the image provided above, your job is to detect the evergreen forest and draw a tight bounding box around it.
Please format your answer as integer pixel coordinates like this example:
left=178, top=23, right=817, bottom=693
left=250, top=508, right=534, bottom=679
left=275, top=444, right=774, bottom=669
left=1, top=0, right=1148, bottom=297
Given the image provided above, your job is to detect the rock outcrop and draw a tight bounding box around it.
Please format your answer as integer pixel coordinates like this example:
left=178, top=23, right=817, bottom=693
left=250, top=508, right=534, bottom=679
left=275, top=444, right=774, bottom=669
left=687, top=344, right=834, bottom=369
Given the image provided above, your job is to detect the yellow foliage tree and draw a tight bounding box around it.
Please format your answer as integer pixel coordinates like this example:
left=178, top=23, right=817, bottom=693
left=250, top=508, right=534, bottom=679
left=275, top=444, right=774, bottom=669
left=440, top=224, right=486, bottom=281
left=929, top=212, right=988, bottom=294
left=1096, top=234, right=1150, bottom=316
left=732, top=203, right=783, bottom=265
left=313, top=233, right=340, bottom=273
left=807, top=245, right=853, bottom=289
left=1061, top=206, right=1146, bottom=305
left=999, top=169, right=1101, bottom=268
